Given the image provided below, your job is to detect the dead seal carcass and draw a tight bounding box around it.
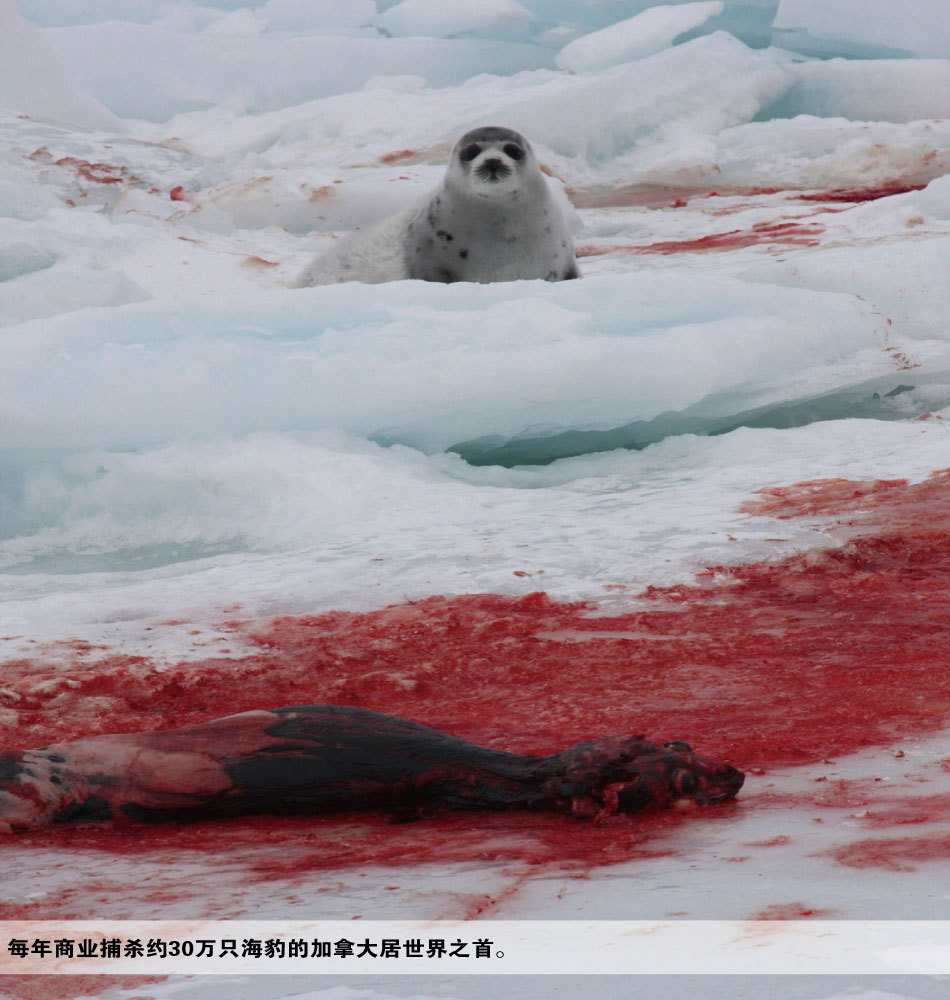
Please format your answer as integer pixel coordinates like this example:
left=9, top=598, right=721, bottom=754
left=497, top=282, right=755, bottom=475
left=0, top=704, right=743, bottom=830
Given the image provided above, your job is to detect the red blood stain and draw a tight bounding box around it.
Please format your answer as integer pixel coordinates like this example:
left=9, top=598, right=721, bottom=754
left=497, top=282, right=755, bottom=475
left=2, top=470, right=949, bottom=877
left=740, top=468, right=949, bottom=531
left=568, top=182, right=927, bottom=210
left=637, top=220, right=823, bottom=254
left=169, top=185, right=187, bottom=201
left=575, top=243, right=639, bottom=258
left=860, top=794, right=950, bottom=828
left=886, top=346, right=921, bottom=371
left=0, top=977, right=163, bottom=1000
left=576, top=220, right=824, bottom=258
left=568, top=185, right=734, bottom=210
left=379, top=148, right=420, bottom=164
left=752, top=779, right=924, bottom=816
left=0, top=810, right=688, bottom=921
left=741, top=476, right=913, bottom=520
left=753, top=903, right=834, bottom=919
left=53, top=157, right=139, bottom=186
left=799, top=183, right=927, bottom=203
left=830, top=833, right=950, bottom=872
left=744, top=835, right=791, bottom=848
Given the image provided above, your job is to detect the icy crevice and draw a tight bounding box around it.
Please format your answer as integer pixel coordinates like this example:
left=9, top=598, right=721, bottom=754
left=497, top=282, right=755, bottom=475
left=449, top=371, right=950, bottom=467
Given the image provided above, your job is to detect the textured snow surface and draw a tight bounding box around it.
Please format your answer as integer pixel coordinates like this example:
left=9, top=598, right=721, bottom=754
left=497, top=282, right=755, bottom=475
left=1, top=2, right=949, bottom=999
left=773, top=0, right=950, bottom=59
left=555, top=2, right=726, bottom=72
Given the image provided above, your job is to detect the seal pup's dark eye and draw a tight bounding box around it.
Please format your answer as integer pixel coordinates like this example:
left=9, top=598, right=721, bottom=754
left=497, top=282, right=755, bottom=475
left=459, top=144, right=481, bottom=163
left=504, top=143, right=524, bottom=160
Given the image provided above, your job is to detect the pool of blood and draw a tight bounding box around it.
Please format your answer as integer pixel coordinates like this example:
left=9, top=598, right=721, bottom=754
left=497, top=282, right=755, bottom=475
left=567, top=181, right=928, bottom=210
left=635, top=220, right=824, bottom=253
left=576, top=219, right=824, bottom=258
left=1, top=469, right=948, bottom=874
left=752, top=902, right=834, bottom=919
left=798, top=183, right=928, bottom=202
left=831, top=832, right=950, bottom=872
left=571, top=179, right=939, bottom=260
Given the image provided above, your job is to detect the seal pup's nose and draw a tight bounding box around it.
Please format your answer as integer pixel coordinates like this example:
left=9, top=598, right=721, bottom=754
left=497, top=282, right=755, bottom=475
left=480, top=156, right=508, bottom=179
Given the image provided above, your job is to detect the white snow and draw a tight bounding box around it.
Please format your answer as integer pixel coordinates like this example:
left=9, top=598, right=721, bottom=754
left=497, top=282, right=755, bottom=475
left=769, top=58, right=950, bottom=123
left=1, top=2, right=950, bottom=998
left=773, top=0, right=950, bottom=59
left=709, top=117, right=950, bottom=189
left=2, top=272, right=905, bottom=456
left=556, top=2, right=725, bottom=73
left=262, top=0, right=378, bottom=35
left=375, top=0, right=536, bottom=40
left=40, top=23, right=553, bottom=121
left=0, top=0, right=121, bottom=131
left=3, top=416, right=949, bottom=661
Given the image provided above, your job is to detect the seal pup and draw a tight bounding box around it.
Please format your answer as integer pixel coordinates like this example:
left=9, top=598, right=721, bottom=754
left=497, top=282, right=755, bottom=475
left=0, top=704, right=742, bottom=830
left=296, top=126, right=579, bottom=286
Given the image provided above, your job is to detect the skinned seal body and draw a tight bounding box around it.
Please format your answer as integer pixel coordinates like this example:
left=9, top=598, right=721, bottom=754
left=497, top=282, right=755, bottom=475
left=0, top=705, right=742, bottom=831
left=297, top=126, right=579, bottom=286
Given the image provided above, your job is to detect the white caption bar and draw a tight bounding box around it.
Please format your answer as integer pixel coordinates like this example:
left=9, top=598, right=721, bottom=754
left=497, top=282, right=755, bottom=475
left=1, top=920, right=948, bottom=975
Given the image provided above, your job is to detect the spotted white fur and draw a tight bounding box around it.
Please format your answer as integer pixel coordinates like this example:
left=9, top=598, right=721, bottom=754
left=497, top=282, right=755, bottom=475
left=296, top=126, right=579, bottom=286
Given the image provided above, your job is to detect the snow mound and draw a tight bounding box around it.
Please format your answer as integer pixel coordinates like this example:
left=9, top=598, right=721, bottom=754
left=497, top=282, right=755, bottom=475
left=375, top=0, right=536, bottom=40
left=41, top=22, right=553, bottom=120
left=768, top=58, right=950, bottom=123
left=501, top=33, right=794, bottom=171
left=0, top=0, right=122, bottom=130
left=262, top=0, right=377, bottom=35
left=556, top=2, right=725, bottom=73
left=0, top=272, right=900, bottom=456
left=773, top=0, right=950, bottom=59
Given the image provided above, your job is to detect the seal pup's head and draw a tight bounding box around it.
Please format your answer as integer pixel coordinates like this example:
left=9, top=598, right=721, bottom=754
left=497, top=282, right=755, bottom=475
left=445, top=126, right=541, bottom=202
